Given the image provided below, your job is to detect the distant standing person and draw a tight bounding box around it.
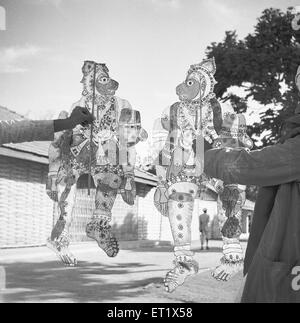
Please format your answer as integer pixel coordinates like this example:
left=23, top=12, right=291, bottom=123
left=199, top=208, right=210, bottom=250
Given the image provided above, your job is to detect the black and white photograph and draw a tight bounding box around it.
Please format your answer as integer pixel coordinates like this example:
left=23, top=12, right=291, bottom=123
left=0, top=0, right=300, bottom=307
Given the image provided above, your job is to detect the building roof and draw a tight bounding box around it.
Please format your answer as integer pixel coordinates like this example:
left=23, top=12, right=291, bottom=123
left=3, top=141, right=50, bottom=157
left=0, top=106, right=50, bottom=164
left=134, top=168, right=157, bottom=186
left=0, top=105, right=25, bottom=121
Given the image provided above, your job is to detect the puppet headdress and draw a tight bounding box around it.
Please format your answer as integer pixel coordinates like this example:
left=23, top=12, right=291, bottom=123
left=187, top=58, right=217, bottom=103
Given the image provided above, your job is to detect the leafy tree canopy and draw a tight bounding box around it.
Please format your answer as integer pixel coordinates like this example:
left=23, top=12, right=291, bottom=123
left=206, top=7, right=300, bottom=147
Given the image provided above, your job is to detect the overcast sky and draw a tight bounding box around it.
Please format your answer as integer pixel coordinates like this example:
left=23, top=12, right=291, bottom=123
left=0, top=0, right=296, bottom=134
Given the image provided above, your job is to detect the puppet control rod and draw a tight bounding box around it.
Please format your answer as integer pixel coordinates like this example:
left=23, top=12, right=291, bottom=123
left=88, top=62, right=97, bottom=196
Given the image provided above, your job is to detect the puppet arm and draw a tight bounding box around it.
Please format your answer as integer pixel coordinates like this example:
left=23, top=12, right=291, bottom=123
left=210, top=97, right=223, bottom=135
left=154, top=165, right=169, bottom=216
left=161, top=103, right=179, bottom=132
left=120, top=125, right=149, bottom=204
left=201, top=102, right=219, bottom=145
left=153, top=105, right=180, bottom=216
left=47, top=111, right=69, bottom=201
left=119, top=108, right=148, bottom=205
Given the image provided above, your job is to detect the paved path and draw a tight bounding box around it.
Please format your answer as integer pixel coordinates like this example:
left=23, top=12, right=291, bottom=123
left=0, top=240, right=247, bottom=303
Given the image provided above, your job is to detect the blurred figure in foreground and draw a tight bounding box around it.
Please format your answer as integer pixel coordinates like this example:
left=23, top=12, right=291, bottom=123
left=204, top=66, right=300, bottom=303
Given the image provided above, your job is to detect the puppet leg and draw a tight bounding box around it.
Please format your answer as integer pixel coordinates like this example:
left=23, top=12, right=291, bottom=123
left=47, top=178, right=77, bottom=266
left=164, top=182, right=199, bottom=293
left=212, top=184, right=245, bottom=281
left=86, top=172, right=120, bottom=257
left=154, top=166, right=169, bottom=216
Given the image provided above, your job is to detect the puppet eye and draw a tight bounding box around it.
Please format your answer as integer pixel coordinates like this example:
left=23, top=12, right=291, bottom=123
left=187, top=80, right=194, bottom=86
left=98, top=76, right=109, bottom=84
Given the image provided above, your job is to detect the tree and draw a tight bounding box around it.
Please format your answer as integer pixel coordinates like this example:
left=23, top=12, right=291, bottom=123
left=206, top=7, right=300, bottom=148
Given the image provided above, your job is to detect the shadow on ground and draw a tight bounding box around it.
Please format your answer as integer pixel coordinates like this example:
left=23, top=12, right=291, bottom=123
left=1, top=260, right=163, bottom=303
left=143, top=270, right=243, bottom=303
left=122, top=246, right=222, bottom=254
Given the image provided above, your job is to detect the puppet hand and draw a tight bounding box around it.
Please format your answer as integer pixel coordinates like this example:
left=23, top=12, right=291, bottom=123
left=212, top=138, right=223, bottom=148
left=120, top=175, right=136, bottom=205
left=69, top=106, right=94, bottom=127
left=46, top=174, right=58, bottom=202
left=211, top=179, right=224, bottom=194
left=154, top=186, right=169, bottom=216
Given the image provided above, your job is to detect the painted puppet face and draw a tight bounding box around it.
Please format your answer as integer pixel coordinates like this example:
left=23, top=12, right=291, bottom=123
left=95, top=70, right=119, bottom=96
left=176, top=76, right=201, bottom=102
left=175, top=58, right=217, bottom=103
left=81, top=61, right=119, bottom=97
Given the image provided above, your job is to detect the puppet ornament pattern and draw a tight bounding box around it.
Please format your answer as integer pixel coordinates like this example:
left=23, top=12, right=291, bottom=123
left=153, top=58, right=219, bottom=292
left=47, top=61, right=147, bottom=266
left=211, top=109, right=253, bottom=282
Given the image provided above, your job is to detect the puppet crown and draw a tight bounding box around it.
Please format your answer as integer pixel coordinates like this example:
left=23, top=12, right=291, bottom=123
left=82, top=60, right=109, bottom=76
left=189, top=57, right=216, bottom=76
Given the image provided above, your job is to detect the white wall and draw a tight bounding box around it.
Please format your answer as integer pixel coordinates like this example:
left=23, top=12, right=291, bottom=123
left=137, top=188, right=219, bottom=243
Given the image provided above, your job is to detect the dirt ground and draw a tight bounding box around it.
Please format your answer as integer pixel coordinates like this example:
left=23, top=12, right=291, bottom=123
left=0, top=240, right=246, bottom=303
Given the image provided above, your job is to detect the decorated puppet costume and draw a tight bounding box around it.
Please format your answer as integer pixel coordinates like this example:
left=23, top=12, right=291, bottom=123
left=153, top=58, right=219, bottom=292
left=47, top=61, right=147, bottom=266
left=154, top=58, right=253, bottom=291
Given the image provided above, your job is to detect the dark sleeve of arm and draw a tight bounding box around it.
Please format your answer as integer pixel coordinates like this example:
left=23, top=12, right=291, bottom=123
left=0, top=120, right=54, bottom=145
left=243, top=186, right=278, bottom=275
left=204, top=136, right=300, bottom=186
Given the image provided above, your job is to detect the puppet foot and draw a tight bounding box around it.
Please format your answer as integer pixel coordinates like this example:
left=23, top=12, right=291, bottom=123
left=164, top=259, right=199, bottom=293
left=86, top=218, right=119, bottom=258
left=211, top=257, right=243, bottom=282
left=212, top=237, right=244, bottom=281
left=47, top=236, right=77, bottom=267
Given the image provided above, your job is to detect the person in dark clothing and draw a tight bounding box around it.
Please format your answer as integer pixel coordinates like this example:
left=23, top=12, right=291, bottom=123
left=204, top=97, right=300, bottom=302
left=0, top=106, right=94, bottom=145
left=199, top=208, right=210, bottom=250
